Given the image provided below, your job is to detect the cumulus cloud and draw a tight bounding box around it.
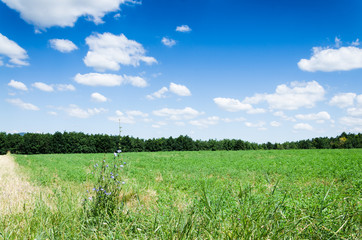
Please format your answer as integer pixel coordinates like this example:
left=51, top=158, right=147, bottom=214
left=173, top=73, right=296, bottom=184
left=74, top=73, right=147, bottom=87
left=295, top=111, right=331, bottom=123
left=108, top=110, right=148, bottom=124
left=189, top=116, right=219, bottom=128
left=248, top=81, right=325, bottom=110
left=56, top=84, right=75, bottom=91
left=91, top=92, right=107, bottom=102
left=221, top=117, right=246, bottom=123
left=214, top=97, right=252, bottom=112
left=215, top=81, right=324, bottom=112
left=347, top=108, right=362, bottom=117
left=123, top=75, right=147, bottom=87
left=8, top=80, right=28, bottom=91
left=6, top=98, right=39, bottom=111
left=83, top=33, right=157, bottom=71
left=340, top=117, right=362, bottom=130
left=32, top=82, right=54, bottom=92
left=169, top=82, right=191, bottom=96
left=247, top=108, right=266, bottom=114
left=176, top=25, right=191, bottom=32
left=293, top=123, right=313, bottom=131
left=298, top=46, right=362, bottom=72
left=161, top=37, right=176, bottom=47
left=352, top=39, right=360, bottom=46
left=0, top=33, right=29, bottom=66
left=273, top=111, right=296, bottom=122
left=153, top=107, right=203, bottom=120
left=329, top=93, right=356, bottom=108
left=146, top=83, right=191, bottom=100
left=126, top=110, right=148, bottom=118
left=357, top=95, right=362, bottom=106
left=1, top=0, right=136, bottom=29
left=245, top=121, right=266, bottom=130
left=270, top=121, right=281, bottom=127
left=147, top=87, right=168, bottom=100
left=48, top=111, right=57, bottom=116
left=63, top=104, right=106, bottom=118
left=49, top=39, right=77, bottom=53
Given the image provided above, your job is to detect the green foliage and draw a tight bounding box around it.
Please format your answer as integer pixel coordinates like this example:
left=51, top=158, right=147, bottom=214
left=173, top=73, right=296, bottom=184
left=1, top=131, right=362, bottom=154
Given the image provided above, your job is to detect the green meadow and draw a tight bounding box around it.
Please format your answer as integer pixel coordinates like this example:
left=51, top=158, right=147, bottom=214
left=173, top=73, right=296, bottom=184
left=1, top=149, right=361, bottom=239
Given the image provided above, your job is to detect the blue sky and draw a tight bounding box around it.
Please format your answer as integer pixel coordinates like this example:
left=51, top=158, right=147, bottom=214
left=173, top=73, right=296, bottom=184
left=1, top=0, right=362, bottom=143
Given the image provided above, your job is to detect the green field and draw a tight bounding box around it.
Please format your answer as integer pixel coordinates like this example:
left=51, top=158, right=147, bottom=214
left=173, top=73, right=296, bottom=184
left=1, top=149, right=362, bottom=239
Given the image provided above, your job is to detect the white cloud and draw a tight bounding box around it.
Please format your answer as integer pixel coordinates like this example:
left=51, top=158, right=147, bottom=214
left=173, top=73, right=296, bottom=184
left=83, top=33, right=157, bottom=71
left=108, top=110, right=147, bottom=124
left=113, top=13, right=121, bottom=19
left=216, top=81, right=324, bottom=112
left=91, top=92, right=107, bottom=102
left=0, top=33, right=29, bottom=66
left=293, top=123, right=313, bottom=131
left=126, top=110, right=148, bottom=118
left=147, top=87, right=168, bottom=100
left=1, top=0, right=136, bottom=29
left=175, top=122, right=185, bottom=126
left=56, top=84, right=75, bottom=91
left=347, top=108, right=362, bottom=117
left=273, top=111, right=296, bottom=122
left=74, top=73, right=146, bottom=87
left=48, top=111, right=57, bottom=116
left=357, top=95, right=362, bottom=106
left=153, top=107, right=203, bottom=120
left=214, top=97, right=252, bottom=112
left=31, top=82, right=75, bottom=92
left=8, top=79, right=28, bottom=91
left=32, top=82, right=54, bottom=92
left=352, top=39, right=360, bottom=46
left=247, top=108, right=266, bottom=114
left=245, top=121, right=266, bottom=129
left=189, top=116, right=219, bottom=128
left=270, top=121, right=281, bottom=127
left=340, top=116, right=362, bottom=127
left=329, top=93, right=356, bottom=108
left=49, top=39, right=78, bottom=53
left=265, top=81, right=325, bottom=110
left=298, top=46, right=362, bottom=72
left=147, top=83, right=191, bottom=100
left=63, top=104, right=106, bottom=118
left=335, top=37, right=342, bottom=48
left=6, top=98, right=39, bottom=111
left=169, top=82, right=191, bottom=96
left=221, top=117, right=246, bottom=123
left=161, top=37, right=176, bottom=47
left=123, top=75, right=147, bottom=87
left=250, top=81, right=325, bottom=110
left=295, top=111, right=331, bottom=123
left=176, top=25, right=191, bottom=32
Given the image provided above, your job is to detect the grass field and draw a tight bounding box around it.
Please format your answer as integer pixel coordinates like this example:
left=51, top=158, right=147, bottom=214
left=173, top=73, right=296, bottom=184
left=1, top=149, right=361, bottom=239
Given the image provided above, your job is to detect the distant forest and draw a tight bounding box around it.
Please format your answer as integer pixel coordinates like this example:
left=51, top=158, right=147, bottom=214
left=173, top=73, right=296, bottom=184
left=0, top=131, right=361, bottom=155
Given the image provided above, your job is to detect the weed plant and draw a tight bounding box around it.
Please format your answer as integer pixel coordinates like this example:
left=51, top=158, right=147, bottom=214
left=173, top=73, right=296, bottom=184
left=82, top=151, right=127, bottom=221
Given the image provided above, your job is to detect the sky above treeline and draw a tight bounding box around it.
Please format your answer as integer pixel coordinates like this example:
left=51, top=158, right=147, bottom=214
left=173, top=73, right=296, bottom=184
left=1, top=0, right=362, bottom=143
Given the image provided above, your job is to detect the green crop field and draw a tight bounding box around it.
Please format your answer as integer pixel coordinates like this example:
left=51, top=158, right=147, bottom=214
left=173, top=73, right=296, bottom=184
left=1, top=149, right=361, bottom=239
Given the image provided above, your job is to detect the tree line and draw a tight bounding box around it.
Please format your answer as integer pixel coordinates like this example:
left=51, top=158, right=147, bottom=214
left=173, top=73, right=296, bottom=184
left=0, top=131, right=361, bottom=155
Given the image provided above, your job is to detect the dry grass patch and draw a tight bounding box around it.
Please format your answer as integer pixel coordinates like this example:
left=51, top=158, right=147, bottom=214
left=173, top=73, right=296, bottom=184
left=0, top=155, right=38, bottom=215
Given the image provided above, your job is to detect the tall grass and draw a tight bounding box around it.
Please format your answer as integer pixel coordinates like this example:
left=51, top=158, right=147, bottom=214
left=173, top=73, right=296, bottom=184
left=1, top=149, right=361, bottom=239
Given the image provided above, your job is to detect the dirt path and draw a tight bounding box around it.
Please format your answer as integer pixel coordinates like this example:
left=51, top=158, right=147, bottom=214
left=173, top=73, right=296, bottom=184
left=0, top=154, right=35, bottom=214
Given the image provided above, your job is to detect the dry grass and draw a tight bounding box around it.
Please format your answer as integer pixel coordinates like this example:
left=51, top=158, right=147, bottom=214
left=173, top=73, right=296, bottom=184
left=0, top=154, right=37, bottom=214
